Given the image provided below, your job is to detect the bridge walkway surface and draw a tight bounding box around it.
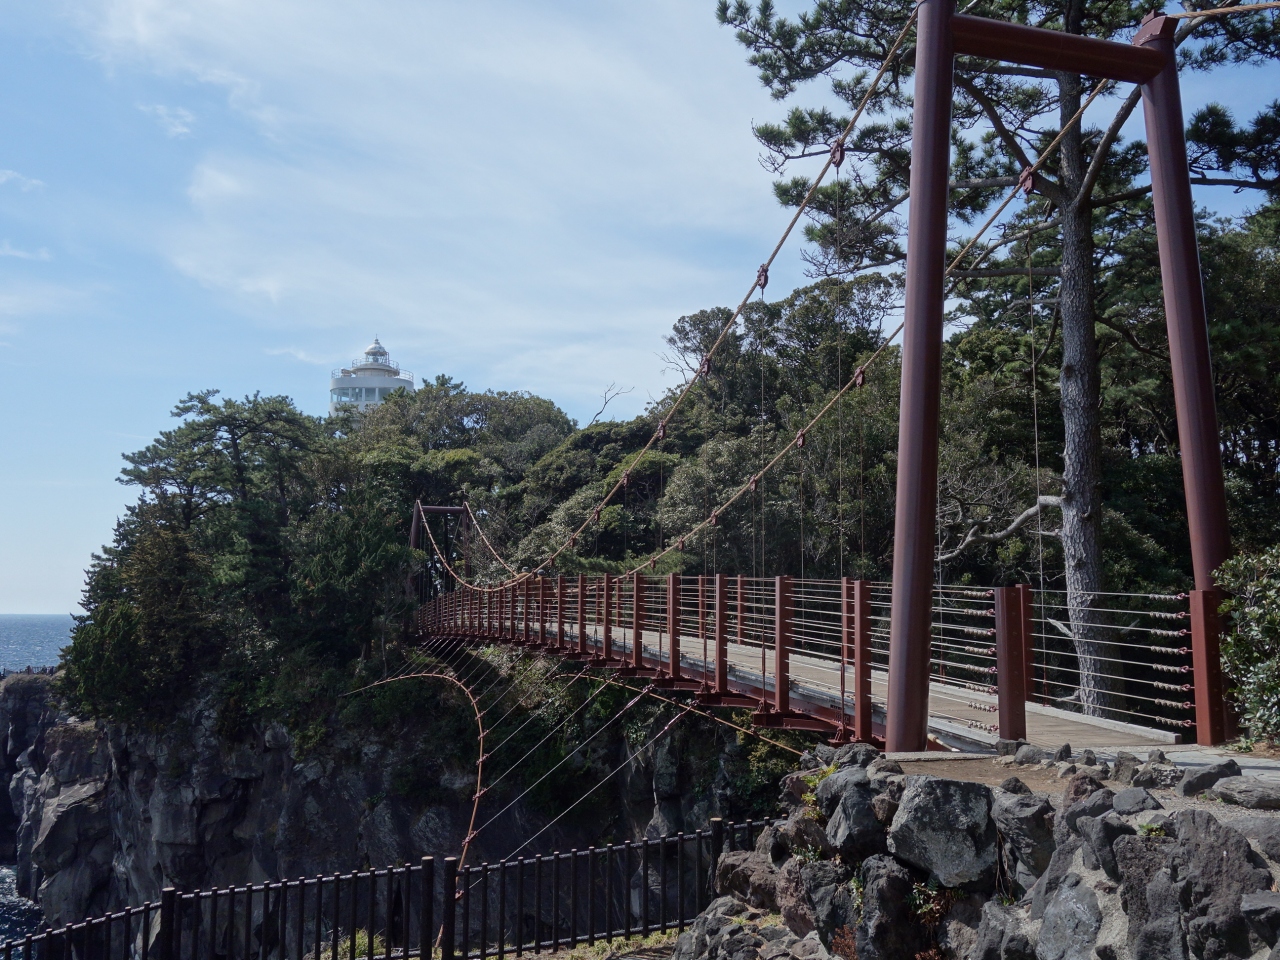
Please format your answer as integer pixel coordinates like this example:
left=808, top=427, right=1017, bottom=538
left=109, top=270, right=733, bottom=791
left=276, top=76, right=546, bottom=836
left=426, top=610, right=1176, bottom=753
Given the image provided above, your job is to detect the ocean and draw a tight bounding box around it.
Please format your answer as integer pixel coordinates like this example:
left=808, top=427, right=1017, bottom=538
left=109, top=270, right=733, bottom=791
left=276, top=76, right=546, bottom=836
left=0, top=615, right=66, bottom=937
left=0, top=615, right=72, bottom=673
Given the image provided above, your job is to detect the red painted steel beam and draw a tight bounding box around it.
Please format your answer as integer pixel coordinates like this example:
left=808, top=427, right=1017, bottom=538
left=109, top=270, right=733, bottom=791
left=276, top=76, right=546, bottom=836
left=951, top=13, right=1164, bottom=84
left=994, top=587, right=1028, bottom=741
left=854, top=580, right=873, bottom=744
left=1136, top=14, right=1232, bottom=745
left=715, top=575, right=729, bottom=694
left=887, top=0, right=955, bottom=753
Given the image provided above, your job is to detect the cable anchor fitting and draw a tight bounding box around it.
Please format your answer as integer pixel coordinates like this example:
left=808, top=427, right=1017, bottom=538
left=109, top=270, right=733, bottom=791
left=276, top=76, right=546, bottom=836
left=796, top=429, right=806, bottom=449
left=853, top=366, right=866, bottom=388
left=756, top=264, right=769, bottom=292
left=1018, top=167, right=1036, bottom=196
left=829, top=140, right=846, bottom=169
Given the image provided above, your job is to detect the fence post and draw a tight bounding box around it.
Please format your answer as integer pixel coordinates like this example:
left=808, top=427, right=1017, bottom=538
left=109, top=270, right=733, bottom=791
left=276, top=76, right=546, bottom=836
left=698, top=576, right=708, bottom=684
left=709, top=819, right=724, bottom=897
left=420, top=857, right=435, bottom=960
left=441, top=857, right=458, bottom=960
left=668, top=574, right=682, bottom=679
left=774, top=576, right=792, bottom=714
left=854, top=581, right=873, bottom=743
left=1191, top=588, right=1226, bottom=745
left=633, top=573, right=646, bottom=669
left=994, top=587, right=1027, bottom=742
left=577, top=575, right=588, bottom=656
left=158, top=888, right=176, bottom=960
left=714, top=575, right=728, bottom=694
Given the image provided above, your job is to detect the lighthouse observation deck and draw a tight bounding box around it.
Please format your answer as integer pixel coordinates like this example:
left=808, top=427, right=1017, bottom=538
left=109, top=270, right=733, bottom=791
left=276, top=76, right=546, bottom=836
left=329, top=338, right=415, bottom=414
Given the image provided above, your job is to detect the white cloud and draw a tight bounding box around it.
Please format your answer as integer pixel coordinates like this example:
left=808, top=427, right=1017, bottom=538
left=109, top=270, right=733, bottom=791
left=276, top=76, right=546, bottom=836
left=0, top=242, right=51, bottom=261
left=139, top=103, right=195, bottom=137
left=0, top=170, right=44, bottom=192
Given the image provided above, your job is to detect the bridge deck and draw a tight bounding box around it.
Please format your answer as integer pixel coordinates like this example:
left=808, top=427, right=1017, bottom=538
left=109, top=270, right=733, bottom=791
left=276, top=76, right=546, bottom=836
left=489, top=621, right=1175, bottom=752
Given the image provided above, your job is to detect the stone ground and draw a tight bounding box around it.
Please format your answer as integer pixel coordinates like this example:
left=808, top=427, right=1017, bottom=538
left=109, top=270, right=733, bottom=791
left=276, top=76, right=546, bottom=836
left=890, top=746, right=1280, bottom=829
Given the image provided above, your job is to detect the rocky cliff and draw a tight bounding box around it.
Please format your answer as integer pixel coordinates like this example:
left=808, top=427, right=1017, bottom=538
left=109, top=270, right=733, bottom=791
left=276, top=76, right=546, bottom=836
left=0, top=671, right=746, bottom=932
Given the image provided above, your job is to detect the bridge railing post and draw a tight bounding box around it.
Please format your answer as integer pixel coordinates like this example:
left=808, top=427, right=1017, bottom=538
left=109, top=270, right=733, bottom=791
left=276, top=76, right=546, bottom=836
left=668, top=574, right=681, bottom=679
left=698, top=576, right=708, bottom=685
left=774, top=576, right=792, bottom=714
left=602, top=574, right=614, bottom=662
left=633, top=573, right=646, bottom=669
left=995, top=586, right=1028, bottom=742
left=577, top=575, right=587, bottom=656
left=714, top=575, right=728, bottom=694
left=522, top=579, right=531, bottom=644
left=557, top=576, right=566, bottom=650
left=539, top=576, right=548, bottom=645
left=1191, top=588, right=1226, bottom=744
left=854, top=580, right=873, bottom=743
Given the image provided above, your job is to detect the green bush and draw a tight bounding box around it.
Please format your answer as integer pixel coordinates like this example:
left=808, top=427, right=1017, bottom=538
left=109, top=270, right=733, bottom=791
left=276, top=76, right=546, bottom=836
left=1217, top=546, right=1280, bottom=741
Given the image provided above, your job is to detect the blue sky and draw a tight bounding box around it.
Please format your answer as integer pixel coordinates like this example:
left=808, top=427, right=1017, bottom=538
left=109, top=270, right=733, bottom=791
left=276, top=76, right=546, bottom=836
left=0, top=1, right=1275, bottom=614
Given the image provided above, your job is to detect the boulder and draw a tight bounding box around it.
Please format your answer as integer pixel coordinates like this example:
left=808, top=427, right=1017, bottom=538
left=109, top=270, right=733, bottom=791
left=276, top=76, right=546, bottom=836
left=758, top=815, right=835, bottom=867
left=1132, top=916, right=1189, bottom=960
left=1167, top=809, right=1272, bottom=960
left=1058, top=788, right=1114, bottom=843
left=825, top=778, right=885, bottom=862
left=1080, top=749, right=1096, bottom=766
left=1232, top=816, right=1280, bottom=862
left=1132, top=754, right=1181, bottom=790
left=887, top=776, right=997, bottom=889
left=1208, top=777, right=1280, bottom=810
left=991, top=787, right=1056, bottom=884
left=832, top=743, right=878, bottom=769
left=1001, top=777, right=1032, bottom=795
left=1114, top=833, right=1178, bottom=956
left=997, top=739, right=1029, bottom=757
left=814, top=766, right=870, bottom=818
left=780, top=771, right=811, bottom=809
left=717, top=851, right=780, bottom=911
left=1176, top=759, right=1242, bottom=798
left=802, top=861, right=855, bottom=947
left=1112, top=787, right=1163, bottom=816
left=854, top=856, right=929, bottom=960
left=1015, top=744, right=1052, bottom=765
left=1062, top=772, right=1108, bottom=810
left=1076, top=813, right=1134, bottom=881
left=790, top=932, right=831, bottom=960
left=866, top=757, right=903, bottom=777
left=1029, top=837, right=1081, bottom=921
left=1242, top=892, right=1280, bottom=948
left=1036, top=873, right=1101, bottom=960
left=1055, top=763, right=1077, bottom=779
left=1053, top=743, right=1073, bottom=762
left=937, top=894, right=985, bottom=960
left=1111, top=752, right=1141, bottom=786
left=971, top=901, right=1038, bottom=960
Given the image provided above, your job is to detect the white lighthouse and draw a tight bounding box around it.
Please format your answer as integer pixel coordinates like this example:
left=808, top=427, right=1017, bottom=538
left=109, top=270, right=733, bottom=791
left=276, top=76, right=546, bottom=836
left=329, top=338, right=415, bottom=415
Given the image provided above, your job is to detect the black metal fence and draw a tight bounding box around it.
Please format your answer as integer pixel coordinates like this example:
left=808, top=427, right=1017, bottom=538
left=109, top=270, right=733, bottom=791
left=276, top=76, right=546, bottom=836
left=3, top=819, right=777, bottom=960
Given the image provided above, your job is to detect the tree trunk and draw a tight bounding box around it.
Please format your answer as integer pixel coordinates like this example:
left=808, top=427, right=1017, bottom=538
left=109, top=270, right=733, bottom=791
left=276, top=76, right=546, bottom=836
left=1055, top=25, right=1115, bottom=715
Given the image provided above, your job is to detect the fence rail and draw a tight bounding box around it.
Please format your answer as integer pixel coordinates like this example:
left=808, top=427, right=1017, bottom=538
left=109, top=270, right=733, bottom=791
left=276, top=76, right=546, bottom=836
left=1, top=821, right=777, bottom=960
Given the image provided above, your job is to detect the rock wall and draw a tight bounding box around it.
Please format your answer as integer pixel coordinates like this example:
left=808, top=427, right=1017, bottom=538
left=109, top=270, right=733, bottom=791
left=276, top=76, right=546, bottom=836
left=683, top=744, right=1280, bottom=960
left=0, top=674, right=743, bottom=932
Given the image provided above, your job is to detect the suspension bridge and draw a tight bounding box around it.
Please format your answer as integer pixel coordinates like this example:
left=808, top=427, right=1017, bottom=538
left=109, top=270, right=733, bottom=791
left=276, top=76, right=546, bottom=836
left=8, top=1, right=1276, bottom=959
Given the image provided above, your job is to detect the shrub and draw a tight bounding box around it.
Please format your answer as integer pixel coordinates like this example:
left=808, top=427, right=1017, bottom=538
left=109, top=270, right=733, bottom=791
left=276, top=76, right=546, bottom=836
left=1217, top=546, right=1280, bottom=741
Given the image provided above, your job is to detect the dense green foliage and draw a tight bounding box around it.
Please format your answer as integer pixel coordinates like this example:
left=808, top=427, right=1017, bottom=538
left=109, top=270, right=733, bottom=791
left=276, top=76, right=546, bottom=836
left=1218, top=547, right=1280, bottom=742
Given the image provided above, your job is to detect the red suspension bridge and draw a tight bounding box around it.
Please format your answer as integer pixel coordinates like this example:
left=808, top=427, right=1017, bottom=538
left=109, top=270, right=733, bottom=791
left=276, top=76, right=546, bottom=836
left=410, top=1, right=1249, bottom=753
